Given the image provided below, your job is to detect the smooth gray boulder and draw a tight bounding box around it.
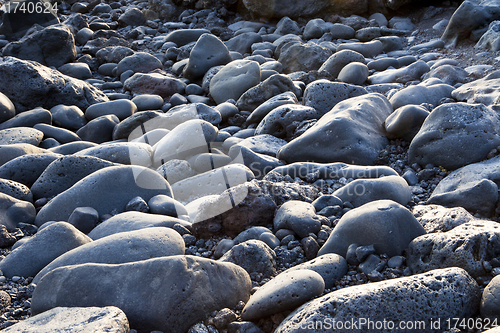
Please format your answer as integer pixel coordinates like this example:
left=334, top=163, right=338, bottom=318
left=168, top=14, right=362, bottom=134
left=427, top=155, right=500, bottom=216
left=481, top=275, right=500, bottom=320
left=273, top=200, right=322, bottom=238
left=275, top=268, right=480, bottom=333
left=302, top=80, right=368, bottom=116
left=241, top=270, right=325, bottom=320
left=0, top=91, right=15, bottom=123
left=75, top=142, right=152, bottom=166
left=337, top=62, right=369, bottom=85
left=318, top=49, right=366, bottom=79
left=408, top=102, right=500, bottom=170
left=224, top=32, right=263, bottom=55
left=407, top=221, right=500, bottom=278
left=286, top=253, right=348, bottom=289
left=183, top=33, right=232, bottom=81
left=337, top=40, right=383, bottom=58
left=271, top=162, right=398, bottom=180
left=318, top=200, right=426, bottom=258
left=88, top=211, right=192, bottom=240
left=368, top=60, right=430, bottom=84
left=0, top=178, right=32, bottom=202
left=116, top=52, right=163, bottom=77
left=389, top=79, right=454, bottom=110
left=0, top=192, right=36, bottom=231
left=123, top=72, right=186, bottom=98
left=0, top=222, right=91, bottom=278
left=164, top=29, right=210, bottom=46
left=34, top=165, right=173, bottom=226
left=422, top=64, right=468, bottom=86
left=0, top=107, right=52, bottom=131
left=0, top=57, right=108, bottom=112
left=85, top=99, right=137, bottom=121
left=31, top=155, right=116, bottom=200
left=209, top=60, right=261, bottom=104
left=1, top=306, right=129, bottom=333
left=332, top=175, right=412, bottom=207
left=277, top=93, right=392, bottom=165
left=385, top=105, right=429, bottom=141
left=33, top=227, right=184, bottom=284
left=31, top=256, right=252, bottom=333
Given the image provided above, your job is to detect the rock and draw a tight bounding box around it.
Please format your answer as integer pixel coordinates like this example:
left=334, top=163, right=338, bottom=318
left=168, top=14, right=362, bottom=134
left=427, top=155, right=500, bottom=216
left=58, top=63, right=92, bottom=80
left=116, top=52, right=163, bottom=77
left=225, top=32, right=263, bottom=55
left=228, top=145, right=283, bottom=180
left=95, top=46, right=134, bottom=64
left=318, top=50, right=366, bottom=79
left=0, top=222, right=91, bottom=278
left=240, top=0, right=367, bottom=21
left=220, top=239, right=276, bottom=279
left=246, top=92, right=298, bottom=125
left=33, top=227, right=184, bottom=284
left=302, top=80, right=368, bottom=116
left=76, top=115, right=120, bottom=143
left=476, top=20, right=500, bottom=51
left=209, top=60, right=261, bottom=105
left=34, top=123, right=81, bottom=144
left=412, top=204, right=475, bottom=233
left=481, top=275, right=500, bottom=320
left=329, top=23, right=356, bottom=39
left=234, top=134, right=287, bottom=157
left=318, top=200, right=426, bottom=258
left=172, top=164, right=254, bottom=205
left=183, top=34, right=232, bottom=81
left=112, top=110, right=163, bottom=141
left=191, top=182, right=276, bottom=238
left=275, top=16, right=301, bottom=35
left=88, top=211, right=191, bottom=240
left=153, top=119, right=218, bottom=166
left=367, top=57, right=400, bottom=71
left=0, top=127, right=43, bottom=145
left=368, top=60, right=430, bottom=84
left=452, top=70, right=500, bottom=106
left=0, top=57, right=108, bottom=112
left=3, top=24, right=76, bottom=68
left=67, top=207, right=99, bottom=234
left=337, top=40, right=383, bottom=58
left=274, top=201, right=322, bottom=238
left=0, top=107, right=52, bottom=131
left=389, top=79, right=454, bottom=110
left=407, top=221, right=500, bottom=278
left=241, top=270, right=325, bottom=320
left=123, top=72, right=186, bottom=98
left=255, top=104, right=321, bottom=140
left=278, top=43, right=332, bottom=74
left=337, top=62, right=369, bottom=85
left=31, top=256, right=251, bottom=333
left=118, top=7, right=146, bottom=27
left=236, top=74, right=299, bottom=112
left=441, top=0, right=500, bottom=48
left=148, top=194, right=188, bottom=217
left=422, top=64, right=469, bottom=86
left=50, top=105, right=87, bottom=131
left=0, top=153, right=60, bottom=187
left=131, top=94, right=164, bottom=111
left=156, top=159, right=196, bottom=185
left=85, top=99, right=137, bottom=121
left=408, top=102, right=500, bottom=171
left=303, top=18, right=328, bottom=40
left=0, top=178, right=32, bottom=202
left=278, top=93, right=392, bottom=165
left=276, top=267, right=479, bottom=332
left=0, top=224, right=16, bottom=248
left=286, top=253, right=348, bottom=289
left=332, top=175, right=412, bottom=207
left=165, top=29, right=210, bottom=46
left=385, top=105, right=429, bottom=141
left=1, top=306, right=129, bottom=333
left=48, top=141, right=97, bottom=155
left=75, top=142, right=152, bottom=166
left=0, top=92, right=16, bottom=124
left=0, top=143, right=50, bottom=167
left=34, top=165, right=173, bottom=226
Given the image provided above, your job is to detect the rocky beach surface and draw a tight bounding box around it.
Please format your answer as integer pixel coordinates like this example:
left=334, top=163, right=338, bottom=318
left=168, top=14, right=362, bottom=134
left=1, top=0, right=500, bottom=332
